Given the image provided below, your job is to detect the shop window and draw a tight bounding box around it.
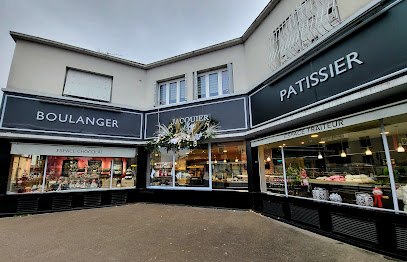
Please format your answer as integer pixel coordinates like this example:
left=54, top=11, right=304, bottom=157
left=147, top=141, right=247, bottom=191
left=261, top=146, right=285, bottom=194
left=211, top=142, right=248, bottom=190
left=44, top=156, right=137, bottom=191
left=259, top=120, right=396, bottom=210
left=158, top=78, right=186, bottom=106
left=7, top=145, right=137, bottom=194
left=174, top=145, right=210, bottom=188
left=63, top=68, right=112, bottom=102
left=197, top=68, right=230, bottom=99
left=383, top=114, right=407, bottom=212
left=149, top=149, right=174, bottom=187
left=8, top=155, right=46, bottom=193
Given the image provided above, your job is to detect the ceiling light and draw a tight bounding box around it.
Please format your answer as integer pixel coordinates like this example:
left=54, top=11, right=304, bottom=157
left=235, top=158, right=239, bottom=162
left=311, top=134, right=319, bottom=138
left=266, top=156, right=271, bottom=161
left=319, top=141, right=325, bottom=144
left=223, top=150, right=227, bottom=153
left=365, top=147, right=372, bottom=155
left=223, top=159, right=227, bottom=163
left=397, top=143, right=405, bottom=153
left=318, top=152, right=323, bottom=159
left=174, top=162, right=177, bottom=165
left=340, top=150, right=347, bottom=158
left=301, top=142, right=305, bottom=145
left=214, top=160, right=217, bottom=164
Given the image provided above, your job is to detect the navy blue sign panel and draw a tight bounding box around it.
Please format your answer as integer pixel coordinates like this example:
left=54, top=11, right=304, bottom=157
left=250, top=1, right=407, bottom=127
left=145, top=97, right=248, bottom=138
left=0, top=94, right=143, bottom=140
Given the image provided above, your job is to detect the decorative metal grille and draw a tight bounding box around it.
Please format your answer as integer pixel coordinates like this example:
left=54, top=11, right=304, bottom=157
left=269, top=0, right=341, bottom=70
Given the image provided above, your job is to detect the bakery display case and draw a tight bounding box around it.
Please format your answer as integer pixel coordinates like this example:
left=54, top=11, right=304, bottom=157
left=45, top=156, right=113, bottom=191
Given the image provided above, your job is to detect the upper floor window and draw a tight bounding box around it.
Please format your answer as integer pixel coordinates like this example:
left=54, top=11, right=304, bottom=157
left=197, top=68, right=229, bottom=99
left=63, top=68, right=112, bottom=102
left=269, top=0, right=340, bottom=70
left=158, top=78, right=186, bottom=106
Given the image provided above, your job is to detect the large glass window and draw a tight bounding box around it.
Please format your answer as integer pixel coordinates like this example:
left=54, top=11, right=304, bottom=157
left=111, top=157, right=137, bottom=188
left=211, top=142, right=248, bottom=190
left=175, top=145, right=209, bottom=187
left=260, top=120, right=396, bottom=210
left=8, top=152, right=137, bottom=193
left=8, top=155, right=46, bottom=193
left=149, top=149, right=174, bottom=187
left=383, top=114, right=407, bottom=212
left=261, top=146, right=285, bottom=194
left=147, top=142, right=247, bottom=191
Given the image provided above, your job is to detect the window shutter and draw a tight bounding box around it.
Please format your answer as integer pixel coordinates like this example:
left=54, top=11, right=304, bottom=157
left=227, top=63, right=234, bottom=94
left=193, top=71, right=198, bottom=100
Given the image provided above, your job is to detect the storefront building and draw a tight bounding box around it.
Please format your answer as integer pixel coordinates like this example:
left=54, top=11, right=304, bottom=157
left=1, top=0, right=407, bottom=258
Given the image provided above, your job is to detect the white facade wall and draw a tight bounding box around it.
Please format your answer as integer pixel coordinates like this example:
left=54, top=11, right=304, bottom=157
left=7, top=40, right=147, bottom=108
left=5, top=0, right=374, bottom=109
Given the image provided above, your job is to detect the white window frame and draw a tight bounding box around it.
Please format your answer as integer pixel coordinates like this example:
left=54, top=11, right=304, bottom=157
left=197, top=68, right=229, bottom=99
left=158, top=78, right=186, bottom=106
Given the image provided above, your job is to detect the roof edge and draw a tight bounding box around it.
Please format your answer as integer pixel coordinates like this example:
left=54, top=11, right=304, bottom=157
left=9, top=0, right=281, bottom=69
left=10, top=31, right=147, bottom=69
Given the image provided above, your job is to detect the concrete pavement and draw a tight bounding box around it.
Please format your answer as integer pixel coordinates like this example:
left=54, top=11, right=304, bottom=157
left=0, top=203, right=399, bottom=261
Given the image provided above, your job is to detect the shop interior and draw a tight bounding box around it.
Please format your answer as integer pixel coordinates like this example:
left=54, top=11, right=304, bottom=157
left=7, top=154, right=137, bottom=193
left=148, top=141, right=248, bottom=190
left=260, top=118, right=407, bottom=211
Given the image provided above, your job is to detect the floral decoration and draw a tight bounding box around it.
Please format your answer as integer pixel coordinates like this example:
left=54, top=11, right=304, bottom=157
left=147, top=118, right=218, bottom=151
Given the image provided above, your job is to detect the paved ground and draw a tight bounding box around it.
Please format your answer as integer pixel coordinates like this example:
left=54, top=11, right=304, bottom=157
left=0, top=203, right=400, bottom=262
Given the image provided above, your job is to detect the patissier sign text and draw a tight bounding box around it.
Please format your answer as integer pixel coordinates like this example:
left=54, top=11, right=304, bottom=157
left=279, top=51, right=364, bottom=102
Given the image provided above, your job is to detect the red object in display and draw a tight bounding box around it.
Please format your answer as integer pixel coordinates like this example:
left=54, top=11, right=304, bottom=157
left=372, top=187, right=383, bottom=208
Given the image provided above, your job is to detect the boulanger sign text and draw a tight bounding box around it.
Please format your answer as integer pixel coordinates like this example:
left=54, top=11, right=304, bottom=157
left=36, top=111, right=119, bottom=128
